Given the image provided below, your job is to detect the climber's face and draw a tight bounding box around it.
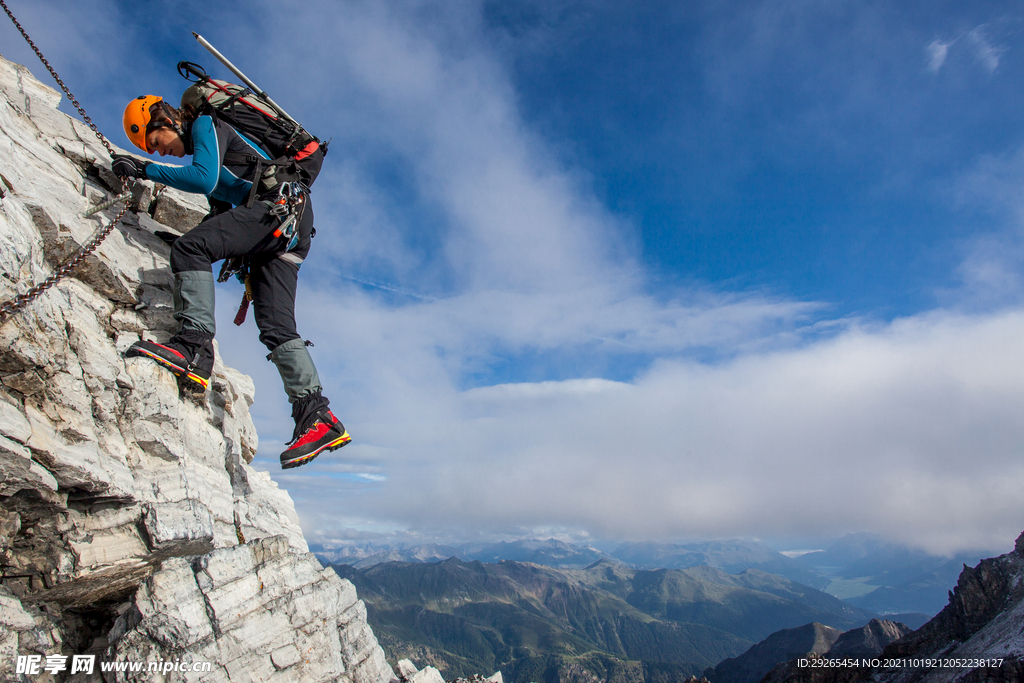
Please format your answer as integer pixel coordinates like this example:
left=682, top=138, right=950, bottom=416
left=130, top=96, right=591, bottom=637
left=147, top=127, right=185, bottom=158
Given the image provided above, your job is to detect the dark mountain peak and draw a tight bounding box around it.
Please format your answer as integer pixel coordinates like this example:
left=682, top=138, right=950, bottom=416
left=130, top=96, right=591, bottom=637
left=708, top=622, right=842, bottom=683
left=578, top=557, right=636, bottom=588
left=679, top=564, right=738, bottom=583
left=826, top=618, right=910, bottom=658
left=735, top=567, right=767, bottom=578
left=583, top=557, right=627, bottom=570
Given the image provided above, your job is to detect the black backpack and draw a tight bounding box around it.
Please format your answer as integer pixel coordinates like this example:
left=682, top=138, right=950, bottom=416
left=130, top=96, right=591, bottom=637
left=177, top=61, right=326, bottom=197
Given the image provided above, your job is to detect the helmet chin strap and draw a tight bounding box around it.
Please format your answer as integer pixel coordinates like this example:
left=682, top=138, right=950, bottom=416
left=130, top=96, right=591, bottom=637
left=146, top=119, right=186, bottom=153
left=147, top=101, right=185, bottom=144
left=148, top=120, right=182, bottom=135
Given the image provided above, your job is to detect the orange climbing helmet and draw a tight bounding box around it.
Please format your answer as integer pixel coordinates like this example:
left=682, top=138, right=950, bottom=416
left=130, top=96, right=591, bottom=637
left=122, top=95, right=176, bottom=153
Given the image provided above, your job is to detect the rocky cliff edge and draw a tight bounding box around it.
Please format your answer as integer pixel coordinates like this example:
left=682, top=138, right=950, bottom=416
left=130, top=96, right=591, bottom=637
left=0, top=54, right=393, bottom=683
left=759, top=531, right=1024, bottom=683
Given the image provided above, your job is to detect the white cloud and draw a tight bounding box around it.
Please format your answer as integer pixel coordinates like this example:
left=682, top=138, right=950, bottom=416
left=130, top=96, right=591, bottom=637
left=927, top=25, right=1006, bottom=75
left=941, top=144, right=1024, bottom=310
left=201, top=0, right=1024, bottom=558
left=967, top=26, right=1004, bottom=73
left=280, top=305, right=1024, bottom=556
left=926, top=39, right=950, bottom=73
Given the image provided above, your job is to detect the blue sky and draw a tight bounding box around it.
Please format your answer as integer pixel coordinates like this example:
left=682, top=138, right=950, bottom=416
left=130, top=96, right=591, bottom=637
left=4, top=0, right=1024, bottom=555
left=498, top=1, right=1024, bottom=314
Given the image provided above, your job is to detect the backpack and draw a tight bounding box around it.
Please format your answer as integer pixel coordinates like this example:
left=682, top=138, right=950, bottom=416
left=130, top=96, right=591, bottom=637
left=176, top=61, right=326, bottom=198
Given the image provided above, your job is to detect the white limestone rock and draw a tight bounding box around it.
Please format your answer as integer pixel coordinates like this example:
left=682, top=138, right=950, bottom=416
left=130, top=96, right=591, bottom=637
left=397, top=660, right=420, bottom=679
left=25, top=401, right=135, bottom=498
left=113, top=536, right=392, bottom=683
left=413, top=668, right=447, bottom=683
left=396, top=660, right=446, bottom=683
left=64, top=506, right=149, bottom=572
left=271, top=643, right=302, bottom=670
left=0, top=393, right=31, bottom=443
left=0, top=586, right=41, bottom=682
left=0, top=431, right=59, bottom=497
left=143, top=500, right=215, bottom=555
left=0, top=54, right=394, bottom=683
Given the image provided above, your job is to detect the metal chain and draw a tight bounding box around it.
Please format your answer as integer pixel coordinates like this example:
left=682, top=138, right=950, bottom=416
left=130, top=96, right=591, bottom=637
left=0, top=0, right=132, bottom=323
left=0, top=201, right=133, bottom=321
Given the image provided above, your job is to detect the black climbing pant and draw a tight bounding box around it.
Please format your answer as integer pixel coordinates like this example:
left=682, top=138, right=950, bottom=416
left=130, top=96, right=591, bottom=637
left=169, top=199, right=314, bottom=352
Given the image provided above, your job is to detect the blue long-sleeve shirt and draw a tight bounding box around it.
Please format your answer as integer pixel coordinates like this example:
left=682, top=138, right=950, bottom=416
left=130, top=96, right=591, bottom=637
left=145, top=115, right=271, bottom=207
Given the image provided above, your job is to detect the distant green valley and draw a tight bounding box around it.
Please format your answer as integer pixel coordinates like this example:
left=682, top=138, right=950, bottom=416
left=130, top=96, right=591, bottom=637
left=330, top=558, right=876, bottom=682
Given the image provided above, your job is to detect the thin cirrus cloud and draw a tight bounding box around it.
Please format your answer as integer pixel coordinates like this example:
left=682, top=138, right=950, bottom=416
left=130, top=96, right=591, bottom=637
left=927, top=40, right=952, bottom=72
left=927, top=24, right=1006, bottom=74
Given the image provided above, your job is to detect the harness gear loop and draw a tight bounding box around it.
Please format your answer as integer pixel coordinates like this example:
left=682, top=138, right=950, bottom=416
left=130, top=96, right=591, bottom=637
left=268, top=181, right=307, bottom=252
left=0, top=0, right=132, bottom=324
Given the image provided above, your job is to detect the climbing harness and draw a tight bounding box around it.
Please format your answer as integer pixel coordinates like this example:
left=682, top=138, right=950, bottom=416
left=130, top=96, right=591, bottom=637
left=219, top=181, right=309, bottom=326
left=0, top=0, right=132, bottom=323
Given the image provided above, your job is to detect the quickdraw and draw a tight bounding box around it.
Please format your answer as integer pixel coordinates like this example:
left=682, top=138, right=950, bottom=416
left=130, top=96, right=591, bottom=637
left=0, top=0, right=131, bottom=323
left=267, top=181, right=308, bottom=253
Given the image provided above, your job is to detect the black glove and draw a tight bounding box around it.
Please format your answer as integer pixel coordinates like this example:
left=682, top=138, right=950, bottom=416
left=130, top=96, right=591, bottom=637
left=111, top=154, right=150, bottom=180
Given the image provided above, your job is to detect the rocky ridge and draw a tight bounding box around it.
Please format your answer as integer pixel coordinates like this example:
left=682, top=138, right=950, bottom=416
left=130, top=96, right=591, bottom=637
left=760, top=531, right=1024, bottom=683
left=827, top=620, right=911, bottom=659
left=0, top=54, right=392, bottom=682
left=708, top=622, right=842, bottom=683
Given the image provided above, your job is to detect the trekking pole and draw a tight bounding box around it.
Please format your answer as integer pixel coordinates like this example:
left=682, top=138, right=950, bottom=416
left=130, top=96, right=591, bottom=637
left=192, top=32, right=301, bottom=130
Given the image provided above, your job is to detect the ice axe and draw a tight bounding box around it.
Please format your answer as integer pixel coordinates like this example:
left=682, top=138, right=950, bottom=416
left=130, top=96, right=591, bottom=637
left=190, top=32, right=302, bottom=131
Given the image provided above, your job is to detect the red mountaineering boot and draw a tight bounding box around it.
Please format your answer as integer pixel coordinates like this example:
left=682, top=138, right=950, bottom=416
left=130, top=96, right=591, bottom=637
left=280, top=408, right=351, bottom=469
left=125, top=330, right=215, bottom=393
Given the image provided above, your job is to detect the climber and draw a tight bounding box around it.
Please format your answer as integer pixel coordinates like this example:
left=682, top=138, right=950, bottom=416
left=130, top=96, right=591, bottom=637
left=112, top=95, right=349, bottom=470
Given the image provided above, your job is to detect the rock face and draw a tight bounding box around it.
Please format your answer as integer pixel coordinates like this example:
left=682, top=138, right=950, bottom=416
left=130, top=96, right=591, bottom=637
left=759, top=531, right=1024, bottom=683
left=707, top=622, right=842, bottom=683
left=827, top=619, right=910, bottom=658
left=395, top=659, right=503, bottom=683
left=0, top=54, right=393, bottom=682
left=873, top=531, right=1024, bottom=683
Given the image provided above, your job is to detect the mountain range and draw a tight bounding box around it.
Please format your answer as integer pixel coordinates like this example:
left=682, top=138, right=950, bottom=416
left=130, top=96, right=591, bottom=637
left=330, top=557, right=878, bottom=682
left=316, top=537, right=828, bottom=586
left=316, top=535, right=992, bottom=619
left=314, top=538, right=609, bottom=569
